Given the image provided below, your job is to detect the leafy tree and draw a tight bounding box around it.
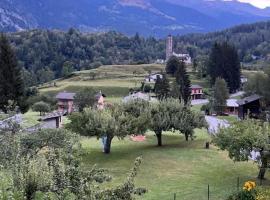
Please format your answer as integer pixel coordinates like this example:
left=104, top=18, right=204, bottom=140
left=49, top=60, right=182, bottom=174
left=208, top=42, right=241, bottom=93
left=154, top=74, right=170, bottom=100
left=148, top=99, right=207, bottom=146
left=166, top=56, right=179, bottom=75
left=67, top=101, right=148, bottom=154
left=61, top=61, right=75, bottom=77
left=244, top=71, right=270, bottom=105
left=32, top=101, right=50, bottom=116
left=175, top=61, right=191, bottom=105
left=73, top=88, right=97, bottom=112
left=211, top=78, right=229, bottom=115
left=0, top=128, right=145, bottom=199
left=213, top=119, right=270, bottom=179
left=0, top=34, right=24, bottom=113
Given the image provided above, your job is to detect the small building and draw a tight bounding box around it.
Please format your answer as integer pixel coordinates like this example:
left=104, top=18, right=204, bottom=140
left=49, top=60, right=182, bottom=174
left=237, top=94, right=261, bottom=120
left=190, top=85, right=203, bottom=100
left=225, top=99, right=239, bottom=115
left=40, top=111, right=64, bottom=129
left=144, top=73, right=163, bottom=83
left=173, top=53, right=192, bottom=64
left=56, top=92, right=76, bottom=114
left=95, top=92, right=106, bottom=110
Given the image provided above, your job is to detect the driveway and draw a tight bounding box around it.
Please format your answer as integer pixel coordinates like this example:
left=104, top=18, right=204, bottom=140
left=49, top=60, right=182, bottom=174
left=205, top=116, right=230, bottom=135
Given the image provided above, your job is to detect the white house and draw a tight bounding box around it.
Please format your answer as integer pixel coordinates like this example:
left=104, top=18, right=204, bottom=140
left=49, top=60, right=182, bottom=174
left=172, top=53, right=192, bottom=64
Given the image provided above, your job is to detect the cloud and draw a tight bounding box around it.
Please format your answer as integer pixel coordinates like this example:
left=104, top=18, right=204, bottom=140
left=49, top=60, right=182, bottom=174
left=238, top=0, right=270, bottom=8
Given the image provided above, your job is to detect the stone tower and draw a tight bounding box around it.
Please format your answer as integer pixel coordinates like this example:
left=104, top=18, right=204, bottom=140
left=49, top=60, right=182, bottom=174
left=166, top=34, right=173, bottom=61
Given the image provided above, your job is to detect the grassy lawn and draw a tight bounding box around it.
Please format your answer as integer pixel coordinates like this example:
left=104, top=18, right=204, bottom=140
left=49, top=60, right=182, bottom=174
left=21, top=110, right=40, bottom=128
left=80, top=129, right=262, bottom=200
left=217, top=115, right=238, bottom=124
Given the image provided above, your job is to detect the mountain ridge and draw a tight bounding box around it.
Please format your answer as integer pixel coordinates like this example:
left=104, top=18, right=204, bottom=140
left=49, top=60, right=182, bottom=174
left=1, top=0, right=270, bottom=36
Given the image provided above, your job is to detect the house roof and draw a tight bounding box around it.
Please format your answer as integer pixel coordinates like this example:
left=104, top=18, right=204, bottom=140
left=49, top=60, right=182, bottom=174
left=237, top=94, right=261, bottom=106
left=56, top=92, right=76, bottom=100
left=190, top=84, right=203, bottom=89
left=41, top=111, right=66, bottom=121
left=227, top=99, right=239, bottom=107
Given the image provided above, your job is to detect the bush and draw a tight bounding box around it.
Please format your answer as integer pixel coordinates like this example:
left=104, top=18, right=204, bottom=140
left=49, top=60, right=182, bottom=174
left=32, top=101, right=50, bottom=116
left=227, top=181, right=257, bottom=200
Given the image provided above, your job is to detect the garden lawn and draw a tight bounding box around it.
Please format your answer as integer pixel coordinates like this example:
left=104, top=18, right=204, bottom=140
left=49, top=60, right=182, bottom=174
left=81, top=129, right=263, bottom=200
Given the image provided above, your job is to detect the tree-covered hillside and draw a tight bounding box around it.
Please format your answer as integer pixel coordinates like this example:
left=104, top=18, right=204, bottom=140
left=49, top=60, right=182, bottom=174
left=8, top=29, right=165, bottom=86
left=7, top=20, right=270, bottom=86
left=175, top=21, right=270, bottom=61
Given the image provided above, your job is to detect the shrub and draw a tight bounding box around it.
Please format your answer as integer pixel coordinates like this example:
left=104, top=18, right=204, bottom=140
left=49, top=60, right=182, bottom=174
left=32, top=101, right=50, bottom=116
left=227, top=181, right=257, bottom=200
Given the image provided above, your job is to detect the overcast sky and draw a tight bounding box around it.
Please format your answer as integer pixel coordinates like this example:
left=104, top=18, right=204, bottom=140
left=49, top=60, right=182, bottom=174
left=238, top=0, right=270, bottom=8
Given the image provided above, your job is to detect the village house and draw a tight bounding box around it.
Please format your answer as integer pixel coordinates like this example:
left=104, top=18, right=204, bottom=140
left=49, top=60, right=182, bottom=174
left=237, top=94, right=261, bottom=120
left=56, top=92, right=76, bottom=114
left=40, top=111, right=64, bottom=129
left=190, top=85, right=203, bottom=100
left=144, top=73, right=163, bottom=83
left=225, top=99, right=239, bottom=115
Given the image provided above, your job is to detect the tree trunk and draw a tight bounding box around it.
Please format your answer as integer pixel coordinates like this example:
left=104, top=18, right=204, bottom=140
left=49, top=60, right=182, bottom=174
left=258, top=155, right=267, bottom=179
left=185, top=133, right=189, bottom=141
left=156, top=131, right=162, bottom=146
left=104, top=136, right=113, bottom=154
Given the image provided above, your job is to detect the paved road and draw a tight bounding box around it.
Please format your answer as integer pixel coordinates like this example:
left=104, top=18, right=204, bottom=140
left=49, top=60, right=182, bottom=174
left=205, top=116, right=230, bottom=135
left=191, top=99, right=209, bottom=106
left=230, top=91, right=245, bottom=98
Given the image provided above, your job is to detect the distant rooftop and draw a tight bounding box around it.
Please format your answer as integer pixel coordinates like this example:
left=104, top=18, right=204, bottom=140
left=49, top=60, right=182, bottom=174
left=56, top=92, right=76, bottom=100
left=237, top=94, right=261, bottom=106
left=190, top=84, right=203, bottom=89
left=227, top=99, right=239, bottom=107
left=41, top=111, right=66, bottom=121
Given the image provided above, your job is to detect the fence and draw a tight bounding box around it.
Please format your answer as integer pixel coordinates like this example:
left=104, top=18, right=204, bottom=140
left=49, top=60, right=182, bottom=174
left=149, top=177, right=270, bottom=200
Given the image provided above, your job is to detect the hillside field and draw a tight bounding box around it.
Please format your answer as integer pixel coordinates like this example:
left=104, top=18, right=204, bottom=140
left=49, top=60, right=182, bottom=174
left=38, top=63, right=207, bottom=101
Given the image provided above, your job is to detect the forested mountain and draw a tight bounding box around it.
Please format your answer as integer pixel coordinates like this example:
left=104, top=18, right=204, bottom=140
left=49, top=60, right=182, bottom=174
left=1, top=0, right=270, bottom=37
left=175, top=21, right=270, bottom=61
left=7, top=21, right=270, bottom=86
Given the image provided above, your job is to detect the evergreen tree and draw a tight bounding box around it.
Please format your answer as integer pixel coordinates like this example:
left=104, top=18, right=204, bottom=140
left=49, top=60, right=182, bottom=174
left=154, top=74, right=170, bottom=100
left=208, top=42, right=241, bottom=93
left=166, top=56, right=179, bottom=75
left=211, top=78, right=229, bottom=115
left=175, top=61, right=191, bottom=105
left=0, top=34, right=24, bottom=112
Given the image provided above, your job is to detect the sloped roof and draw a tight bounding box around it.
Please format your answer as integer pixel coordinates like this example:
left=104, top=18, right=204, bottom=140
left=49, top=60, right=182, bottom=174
left=41, top=111, right=66, bottom=121
left=227, top=99, right=239, bottom=107
left=237, top=94, right=261, bottom=106
left=56, top=92, right=76, bottom=100
left=190, top=84, right=203, bottom=89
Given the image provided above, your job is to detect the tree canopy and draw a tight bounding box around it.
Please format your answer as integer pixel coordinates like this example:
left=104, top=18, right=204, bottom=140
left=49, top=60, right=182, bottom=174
left=211, top=78, right=229, bottom=115
left=0, top=34, right=25, bottom=113
left=67, top=101, right=149, bottom=154
left=175, top=61, right=191, bottom=105
left=207, top=42, right=241, bottom=93
left=213, top=119, right=270, bottom=179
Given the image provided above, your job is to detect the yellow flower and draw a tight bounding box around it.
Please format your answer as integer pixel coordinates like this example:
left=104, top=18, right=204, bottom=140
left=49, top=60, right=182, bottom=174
left=243, top=181, right=256, bottom=191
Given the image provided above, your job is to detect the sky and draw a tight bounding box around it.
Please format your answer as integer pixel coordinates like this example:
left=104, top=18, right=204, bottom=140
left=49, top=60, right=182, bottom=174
left=238, top=0, right=270, bottom=8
